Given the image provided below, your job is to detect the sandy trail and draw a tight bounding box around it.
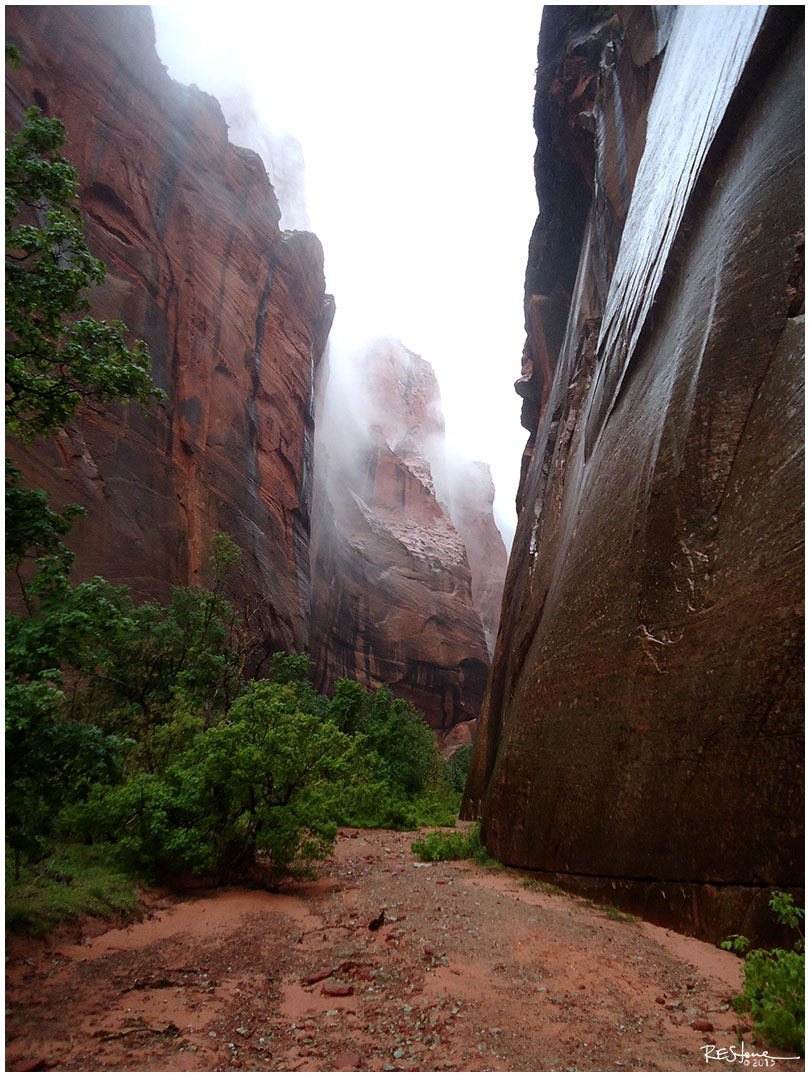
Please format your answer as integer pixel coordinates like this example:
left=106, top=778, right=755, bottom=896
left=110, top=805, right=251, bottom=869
left=5, top=828, right=804, bottom=1072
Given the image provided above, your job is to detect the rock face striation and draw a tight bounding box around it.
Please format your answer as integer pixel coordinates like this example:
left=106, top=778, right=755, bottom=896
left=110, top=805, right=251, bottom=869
left=5, top=6, right=334, bottom=654
left=6, top=6, right=506, bottom=732
left=464, top=6, right=804, bottom=942
left=309, top=339, right=499, bottom=737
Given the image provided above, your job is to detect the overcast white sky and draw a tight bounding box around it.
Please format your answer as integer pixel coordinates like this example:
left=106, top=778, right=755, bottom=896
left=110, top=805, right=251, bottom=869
left=151, top=2, right=542, bottom=543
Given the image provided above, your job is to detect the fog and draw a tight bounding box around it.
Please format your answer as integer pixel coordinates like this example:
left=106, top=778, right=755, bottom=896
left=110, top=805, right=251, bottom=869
left=151, top=1, right=541, bottom=546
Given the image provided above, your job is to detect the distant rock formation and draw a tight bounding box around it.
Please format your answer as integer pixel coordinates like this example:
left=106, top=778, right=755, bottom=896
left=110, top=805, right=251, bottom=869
left=5, top=6, right=334, bottom=654
left=444, top=459, right=507, bottom=657
left=464, top=5, right=804, bottom=943
left=309, top=338, right=500, bottom=736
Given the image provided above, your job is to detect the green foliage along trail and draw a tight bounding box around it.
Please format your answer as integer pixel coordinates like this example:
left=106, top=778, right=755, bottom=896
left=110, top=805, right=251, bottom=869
left=722, top=892, right=804, bottom=1054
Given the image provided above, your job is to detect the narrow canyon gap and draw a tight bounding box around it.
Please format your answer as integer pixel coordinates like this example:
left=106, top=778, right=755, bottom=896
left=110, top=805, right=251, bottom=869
left=5, top=5, right=803, bottom=945
left=463, top=4, right=804, bottom=944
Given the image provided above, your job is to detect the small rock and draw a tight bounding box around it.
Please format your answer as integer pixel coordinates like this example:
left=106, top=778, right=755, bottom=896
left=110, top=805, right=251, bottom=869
left=322, top=979, right=353, bottom=997
left=236, top=1026, right=250, bottom=1036
left=303, top=966, right=334, bottom=986
left=691, top=1020, right=714, bottom=1033
left=655, top=996, right=666, bottom=1005
left=393, top=1047, right=405, bottom=1058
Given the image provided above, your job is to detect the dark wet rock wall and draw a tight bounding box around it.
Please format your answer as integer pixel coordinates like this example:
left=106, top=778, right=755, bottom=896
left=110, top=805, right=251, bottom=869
left=464, top=5, right=804, bottom=943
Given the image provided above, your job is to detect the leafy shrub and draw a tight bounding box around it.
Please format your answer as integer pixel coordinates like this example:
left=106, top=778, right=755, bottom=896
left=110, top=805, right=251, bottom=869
left=79, top=681, right=357, bottom=886
left=411, top=824, right=488, bottom=863
left=445, top=743, right=473, bottom=793
left=5, top=547, right=247, bottom=862
left=360, top=687, right=439, bottom=798
left=722, top=891, right=804, bottom=1054
left=603, top=904, right=638, bottom=923
left=6, top=842, right=139, bottom=937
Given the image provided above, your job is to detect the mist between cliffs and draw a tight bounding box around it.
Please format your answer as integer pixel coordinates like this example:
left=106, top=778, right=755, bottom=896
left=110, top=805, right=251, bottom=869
left=149, top=1, right=540, bottom=547
left=148, top=8, right=531, bottom=733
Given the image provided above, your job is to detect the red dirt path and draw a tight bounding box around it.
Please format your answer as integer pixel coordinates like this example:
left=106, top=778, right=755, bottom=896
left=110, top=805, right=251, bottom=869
left=5, top=828, right=804, bottom=1072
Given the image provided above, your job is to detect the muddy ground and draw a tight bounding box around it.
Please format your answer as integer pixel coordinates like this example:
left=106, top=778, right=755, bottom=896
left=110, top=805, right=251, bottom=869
left=5, top=827, right=804, bottom=1072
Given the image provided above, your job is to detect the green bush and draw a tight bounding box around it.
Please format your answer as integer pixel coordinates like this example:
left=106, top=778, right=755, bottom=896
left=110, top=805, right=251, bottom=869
left=444, top=743, right=473, bottom=793
left=326, top=682, right=460, bottom=830
left=722, top=891, right=804, bottom=1054
left=360, top=687, right=439, bottom=798
left=6, top=842, right=139, bottom=937
left=79, top=681, right=357, bottom=886
left=411, top=824, right=488, bottom=863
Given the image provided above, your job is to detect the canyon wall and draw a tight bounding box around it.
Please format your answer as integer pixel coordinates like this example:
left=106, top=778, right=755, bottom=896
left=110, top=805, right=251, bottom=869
left=6, top=6, right=505, bottom=731
left=309, top=339, right=500, bottom=737
left=464, top=5, right=804, bottom=942
left=5, top=6, right=334, bottom=655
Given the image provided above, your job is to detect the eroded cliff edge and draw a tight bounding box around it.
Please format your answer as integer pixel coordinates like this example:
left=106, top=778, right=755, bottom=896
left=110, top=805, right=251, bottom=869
left=5, top=6, right=334, bottom=654
left=464, top=6, right=804, bottom=943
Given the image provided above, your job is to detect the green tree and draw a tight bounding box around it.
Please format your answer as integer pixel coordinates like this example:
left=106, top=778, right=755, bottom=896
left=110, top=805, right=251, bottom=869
left=6, top=106, right=163, bottom=445
left=328, top=677, right=368, bottom=735
left=5, top=97, right=165, bottom=598
left=81, top=681, right=358, bottom=886
left=5, top=86, right=165, bottom=868
left=361, top=687, right=438, bottom=798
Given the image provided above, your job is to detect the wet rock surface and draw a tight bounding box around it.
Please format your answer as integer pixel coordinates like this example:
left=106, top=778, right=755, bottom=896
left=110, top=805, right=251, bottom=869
left=8, top=829, right=801, bottom=1073
left=465, top=5, right=804, bottom=940
left=5, top=6, right=334, bottom=652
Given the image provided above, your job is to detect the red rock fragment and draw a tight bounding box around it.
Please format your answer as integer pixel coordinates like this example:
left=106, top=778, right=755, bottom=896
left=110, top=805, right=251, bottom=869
left=321, top=979, right=353, bottom=997
left=691, top=1020, right=714, bottom=1033
left=302, top=966, right=334, bottom=986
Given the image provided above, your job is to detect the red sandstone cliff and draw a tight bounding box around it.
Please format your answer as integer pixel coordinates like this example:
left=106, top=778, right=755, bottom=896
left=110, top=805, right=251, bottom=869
left=309, top=339, right=497, bottom=736
left=5, top=6, right=334, bottom=653
left=464, top=6, right=804, bottom=943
